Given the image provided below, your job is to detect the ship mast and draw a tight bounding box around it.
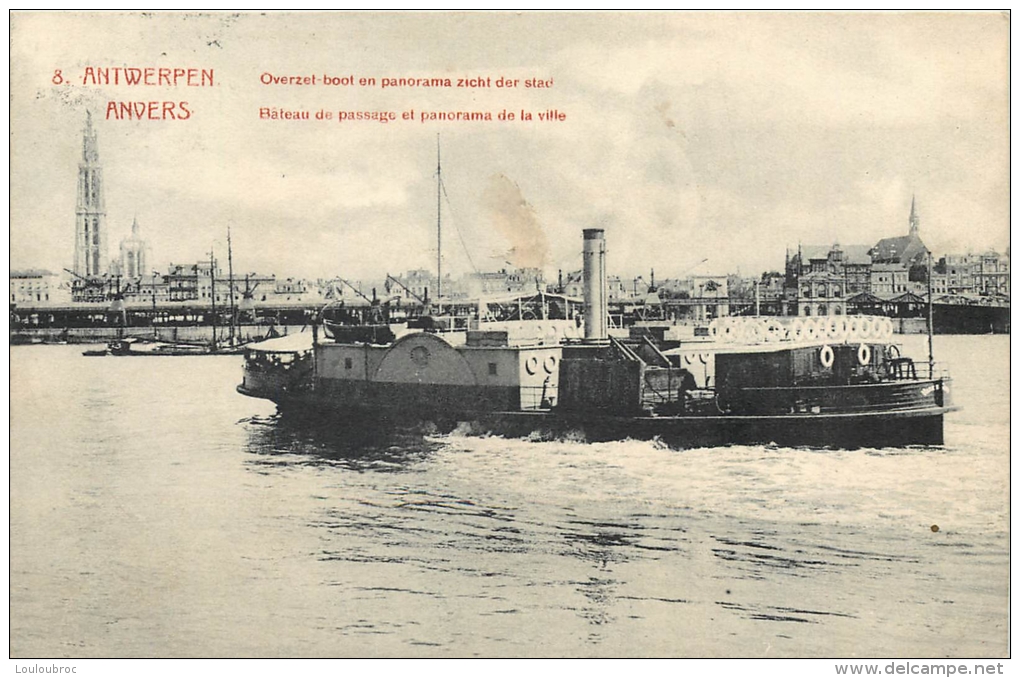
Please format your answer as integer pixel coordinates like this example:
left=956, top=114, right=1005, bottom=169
left=210, top=247, right=217, bottom=351
left=227, top=226, right=236, bottom=346
left=436, top=134, right=442, bottom=313
left=927, top=251, right=934, bottom=377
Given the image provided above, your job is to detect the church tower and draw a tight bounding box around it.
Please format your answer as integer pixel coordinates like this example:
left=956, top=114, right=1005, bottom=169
left=119, top=216, right=150, bottom=278
left=908, top=195, right=920, bottom=237
left=74, top=111, right=107, bottom=277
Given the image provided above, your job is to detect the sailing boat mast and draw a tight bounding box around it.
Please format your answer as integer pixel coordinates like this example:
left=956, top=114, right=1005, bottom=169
left=227, top=226, right=236, bottom=346
left=436, top=134, right=442, bottom=312
left=927, top=251, right=934, bottom=377
left=210, top=247, right=217, bottom=351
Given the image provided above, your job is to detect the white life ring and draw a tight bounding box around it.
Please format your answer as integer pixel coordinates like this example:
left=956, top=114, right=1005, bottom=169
left=525, top=355, right=539, bottom=375
left=746, top=321, right=764, bottom=344
left=848, top=317, right=860, bottom=338
left=726, top=321, right=742, bottom=344
left=858, top=316, right=873, bottom=339
left=837, top=317, right=851, bottom=343
left=790, top=319, right=806, bottom=342
left=543, top=355, right=557, bottom=374
left=819, top=344, right=835, bottom=369
left=880, top=317, right=895, bottom=340
left=763, top=320, right=783, bottom=343
left=857, top=344, right=871, bottom=366
left=804, top=318, right=819, bottom=341
left=825, top=318, right=842, bottom=341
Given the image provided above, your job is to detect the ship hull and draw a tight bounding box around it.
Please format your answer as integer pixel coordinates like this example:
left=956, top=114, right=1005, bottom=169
left=237, top=384, right=955, bottom=449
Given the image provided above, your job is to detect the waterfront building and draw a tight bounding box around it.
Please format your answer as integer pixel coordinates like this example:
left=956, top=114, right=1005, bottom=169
left=937, top=250, right=1010, bottom=297
left=606, top=276, right=628, bottom=301
left=975, top=250, right=1010, bottom=296
left=689, top=274, right=729, bottom=320
left=73, top=112, right=108, bottom=277
left=560, top=270, right=584, bottom=298
left=9, top=269, right=69, bottom=306
left=869, top=196, right=930, bottom=273
left=870, top=263, right=911, bottom=296
left=783, top=198, right=935, bottom=315
left=796, top=270, right=846, bottom=316
left=784, top=244, right=852, bottom=315
left=461, top=267, right=545, bottom=298
left=939, top=254, right=979, bottom=294
left=392, top=269, right=436, bottom=302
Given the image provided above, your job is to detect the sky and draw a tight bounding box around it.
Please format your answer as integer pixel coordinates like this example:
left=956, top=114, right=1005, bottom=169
left=9, top=12, right=1010, bottom=282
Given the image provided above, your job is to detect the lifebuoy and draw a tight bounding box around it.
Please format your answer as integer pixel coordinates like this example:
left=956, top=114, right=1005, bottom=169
left=790, top=319, right=805, bottom=342
left=727, top=323, right=742, bottom=344
left=825, top=318, right=841, bottom=341
left=857, top=344, right=871, bottom=366
left=543, top=355, right=557, bottom=374
left=859, top=316, right=874, bottom=339
left=836, top=317, right=850, bottom=343
left=746, top=321, right=764, bottom=344
left=525, top=355, right=539, bottom=375
left=819, top=344, right=835, bottom=369
left=804, top=318, right=819, bottom=341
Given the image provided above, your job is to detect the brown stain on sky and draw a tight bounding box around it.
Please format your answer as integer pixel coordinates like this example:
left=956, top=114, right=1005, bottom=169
left=481, top=173, right=549, bottom=270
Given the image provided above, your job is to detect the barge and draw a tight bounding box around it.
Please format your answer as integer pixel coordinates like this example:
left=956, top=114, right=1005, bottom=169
left=237, top=229, right=957, bottom=448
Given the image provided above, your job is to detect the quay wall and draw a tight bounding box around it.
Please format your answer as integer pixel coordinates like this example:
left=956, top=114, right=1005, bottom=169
left=11, top=325, right=307, bottom=345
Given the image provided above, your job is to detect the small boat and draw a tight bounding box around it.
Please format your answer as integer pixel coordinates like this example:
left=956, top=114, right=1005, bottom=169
left=82, top=337, right=246, bottom=357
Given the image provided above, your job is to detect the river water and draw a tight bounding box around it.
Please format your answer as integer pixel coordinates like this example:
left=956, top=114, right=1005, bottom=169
left=9, top=335, right=1009, bottom=658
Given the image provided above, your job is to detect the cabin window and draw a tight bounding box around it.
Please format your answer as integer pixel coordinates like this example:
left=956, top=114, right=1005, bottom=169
left=488, top=362, right=498, bottom=376
left=344, top=357, right=353, bottom=370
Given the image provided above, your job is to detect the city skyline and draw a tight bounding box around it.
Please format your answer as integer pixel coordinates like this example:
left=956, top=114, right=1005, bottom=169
left=10, top=13, right=1009, bottom=282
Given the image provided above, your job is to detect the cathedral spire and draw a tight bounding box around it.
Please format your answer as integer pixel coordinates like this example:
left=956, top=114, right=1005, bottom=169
left=909, top=195, right=920, bottom=237
left=74, top=112, right=107, bottom=277
left=83, top=110, right=99, bottom=164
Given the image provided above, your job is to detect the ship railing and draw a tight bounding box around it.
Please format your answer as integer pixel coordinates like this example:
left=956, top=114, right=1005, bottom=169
left=885, top=359, right=949, bottom=382
left=520, top=383, right=558, bottom=411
